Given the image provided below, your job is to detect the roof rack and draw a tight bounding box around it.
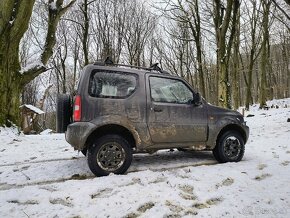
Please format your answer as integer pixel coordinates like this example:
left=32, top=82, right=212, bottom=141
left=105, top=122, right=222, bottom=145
left=93, top=57, right=170, bottom=75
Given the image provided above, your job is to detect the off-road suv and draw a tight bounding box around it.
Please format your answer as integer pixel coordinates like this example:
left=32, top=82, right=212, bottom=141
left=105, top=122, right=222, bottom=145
left=57, top=59, right=249, bottom=177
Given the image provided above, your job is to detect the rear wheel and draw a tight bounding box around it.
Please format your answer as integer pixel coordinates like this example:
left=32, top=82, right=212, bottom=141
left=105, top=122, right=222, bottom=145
left=213, top=131, right=245, bottom=163
left=56, top=94, right=72, bottom=133
left=87, top=134, right=132, bottom=176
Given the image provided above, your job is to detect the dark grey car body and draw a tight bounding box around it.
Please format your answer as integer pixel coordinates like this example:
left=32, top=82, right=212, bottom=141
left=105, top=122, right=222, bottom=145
left=66, top=64, right=249, bottom=154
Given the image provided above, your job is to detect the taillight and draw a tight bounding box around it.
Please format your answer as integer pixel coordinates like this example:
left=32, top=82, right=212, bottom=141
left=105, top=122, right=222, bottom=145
left=73, top=95, right=81, bottom=122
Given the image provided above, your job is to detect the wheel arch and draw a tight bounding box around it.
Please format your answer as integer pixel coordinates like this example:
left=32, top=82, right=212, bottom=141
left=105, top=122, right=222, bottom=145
left=85, top=124, right=136, bottom=150
left=216, top=124, right=247, bottom=146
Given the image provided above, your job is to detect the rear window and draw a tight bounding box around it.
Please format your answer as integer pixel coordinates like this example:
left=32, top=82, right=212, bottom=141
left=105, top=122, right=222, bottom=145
left=89, top=71, right=137, bottom=98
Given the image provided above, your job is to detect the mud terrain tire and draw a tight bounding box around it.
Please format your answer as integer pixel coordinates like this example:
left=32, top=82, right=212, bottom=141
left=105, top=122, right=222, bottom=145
left=87, top=134, right=132, bottom=176
left=56, top=94, right=72, bottom=133
left=213, top=130, right=245, bottom=163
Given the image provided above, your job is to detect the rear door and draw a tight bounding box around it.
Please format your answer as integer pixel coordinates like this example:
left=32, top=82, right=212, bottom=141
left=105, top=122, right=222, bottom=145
left=146, top=75, right=208, bottom=143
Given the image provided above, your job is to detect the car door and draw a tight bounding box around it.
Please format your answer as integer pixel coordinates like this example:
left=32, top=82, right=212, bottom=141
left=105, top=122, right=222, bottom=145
left=146, top=75, right=208, bottom=143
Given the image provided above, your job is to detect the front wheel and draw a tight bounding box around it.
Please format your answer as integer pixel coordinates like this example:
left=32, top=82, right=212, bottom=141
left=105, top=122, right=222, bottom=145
left=213, top=131, right=245, bottom=163
left=87, top=135, right=132, bottom=176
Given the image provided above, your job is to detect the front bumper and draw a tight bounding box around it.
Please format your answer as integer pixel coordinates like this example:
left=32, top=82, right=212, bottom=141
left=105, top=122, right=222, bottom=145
left=243, top=124, right=250, bottom=143
left=65, top=122, right=96, bottom=150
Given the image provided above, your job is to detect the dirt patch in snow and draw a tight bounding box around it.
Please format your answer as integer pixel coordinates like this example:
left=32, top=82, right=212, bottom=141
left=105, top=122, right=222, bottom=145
left=137, top=202, right=155, bottom=213
left=49, top=197, right=73, bottom=207
left=257, top=163, right=267, bottom=170
left=216, top=177, right=234, bottom=189
left=254, top=173, right=272, bottom=181
left=280, top=161, right=290, bottom=166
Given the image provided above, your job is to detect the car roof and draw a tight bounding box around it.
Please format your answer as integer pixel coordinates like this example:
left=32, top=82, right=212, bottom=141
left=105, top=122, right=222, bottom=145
left=86, top=64, right=150, bottom=75
left=84, top=63, right=179, bottom=78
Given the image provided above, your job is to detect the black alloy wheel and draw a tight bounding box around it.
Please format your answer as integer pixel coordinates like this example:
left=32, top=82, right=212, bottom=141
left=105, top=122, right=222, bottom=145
left=213, top=130, right=245, bottom=163
left=87, top=134, right=132, bottom=176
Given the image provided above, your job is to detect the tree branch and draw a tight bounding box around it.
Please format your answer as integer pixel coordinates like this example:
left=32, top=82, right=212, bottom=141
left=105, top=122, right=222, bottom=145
left=20, top=65, right=49, bottom=87
left=272, top=0, right=290, bottom=21
left=21, top=0, right=76, bottom=86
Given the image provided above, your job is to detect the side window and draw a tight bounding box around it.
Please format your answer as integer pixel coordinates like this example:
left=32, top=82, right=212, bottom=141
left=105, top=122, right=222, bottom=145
left=149, top=77, right=193, bottom=104
left=89, top=71, right=137, bottom=98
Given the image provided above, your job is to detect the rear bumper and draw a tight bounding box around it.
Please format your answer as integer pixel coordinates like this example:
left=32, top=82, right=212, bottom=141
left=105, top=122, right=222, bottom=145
left=65, top=122, right=96, bottom=150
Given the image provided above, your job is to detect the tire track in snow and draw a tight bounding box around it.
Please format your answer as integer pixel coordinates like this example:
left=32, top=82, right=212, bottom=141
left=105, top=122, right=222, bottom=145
left=0, top=157, right=81, bottom=167
left=0, top=160, right=217, bottom=191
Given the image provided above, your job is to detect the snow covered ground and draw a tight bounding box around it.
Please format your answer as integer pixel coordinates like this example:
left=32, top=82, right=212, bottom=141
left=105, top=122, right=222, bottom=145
left=0, top=99, right=290, bottom=218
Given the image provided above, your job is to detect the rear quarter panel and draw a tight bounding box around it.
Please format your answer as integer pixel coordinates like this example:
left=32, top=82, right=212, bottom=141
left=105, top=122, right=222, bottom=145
left=78, top=66, right=152, bottom=149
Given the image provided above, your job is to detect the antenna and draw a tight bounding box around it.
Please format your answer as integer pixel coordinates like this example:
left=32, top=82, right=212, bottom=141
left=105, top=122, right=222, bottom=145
left=150, top=63, right=161, bottom=71
left=104, top=57, right=114, bottom=65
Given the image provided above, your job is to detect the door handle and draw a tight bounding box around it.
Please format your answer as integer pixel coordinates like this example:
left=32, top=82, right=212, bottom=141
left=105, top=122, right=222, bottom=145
left=153, top=106, right=163, bottom=112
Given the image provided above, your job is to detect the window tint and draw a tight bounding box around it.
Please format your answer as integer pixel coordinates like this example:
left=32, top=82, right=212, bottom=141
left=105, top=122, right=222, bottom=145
left=89, top=71, right=137, bottom=98
left=150, top=77, right=193, bottom=104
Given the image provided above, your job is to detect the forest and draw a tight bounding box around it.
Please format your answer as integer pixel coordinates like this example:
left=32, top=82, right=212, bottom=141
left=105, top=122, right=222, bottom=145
left=0, top=0, right=289, bottom=129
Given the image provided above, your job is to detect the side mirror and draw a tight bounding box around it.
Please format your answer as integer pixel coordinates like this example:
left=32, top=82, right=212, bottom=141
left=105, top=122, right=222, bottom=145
left=193, top=92, right=202, bottom=106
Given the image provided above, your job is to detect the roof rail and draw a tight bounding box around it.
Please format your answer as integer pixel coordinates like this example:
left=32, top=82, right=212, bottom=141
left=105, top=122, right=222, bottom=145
left=93, top=57, right=170, bottom=74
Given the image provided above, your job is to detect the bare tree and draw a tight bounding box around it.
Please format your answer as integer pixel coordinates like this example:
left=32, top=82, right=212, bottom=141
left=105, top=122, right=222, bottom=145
left=212, top=0, right=240, bottom=109
left=0, top=0, right=75, bottom=126
left=259, top=0, right=271, bottom=108
left=156, top=0, right=206, bottom=97
left=241, top=0, right=263, bottom=109
left=231, top=4, right=241, bottom=109
left=124, top=1, right=156, bottom=66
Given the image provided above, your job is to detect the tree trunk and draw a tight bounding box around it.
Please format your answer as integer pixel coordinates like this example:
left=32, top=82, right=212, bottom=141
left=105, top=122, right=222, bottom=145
left=259, top=1, right=271, bottom=108
left=81, top=0, right=89, bottom=66
left=218, top=52, right=231, bottom=108
left=245, top=57, right=254, bottom=110
left=232, top=8, right=240, bottom=110
left=187, top=0, right=206, bottom=98
left=196, top=42, right=206, bottom=98
left=213, top=0, right=238, bottom=109
left=0, top=0, right=35, bottom=126
left=0, top=0, right=76, bottom=126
